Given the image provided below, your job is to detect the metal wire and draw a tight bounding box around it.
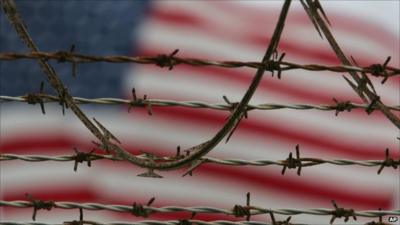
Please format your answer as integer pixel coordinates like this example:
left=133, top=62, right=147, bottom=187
left=0, top=51, right=399, bottom=78
left=0, top=153, right=390, bottom=168
left=1, top=200, right=399, bottom=218
left=2, top=95, right=399, bottom=112
left=0, top=5, right=398, bottom=225
left=0, top=221, right=309, bottom=225
left=1, top=3, right=399, bottom=225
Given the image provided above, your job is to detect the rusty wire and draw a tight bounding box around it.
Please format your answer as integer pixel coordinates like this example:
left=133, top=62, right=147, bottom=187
left=0, top=221, right=307, bottom=225
left=1, top=153, right=399, bottom=173
left=0, top=219, right=395, bottom=225
left=0, top=1, right=399, bottom=225
left=0, top=221, right=309, bottom=225
left=0, top=221, right=310, bottom=225
left=0, top=51, right=399, bottom=79
left=2, top=94, right=399, bottom=112
left=1, top=200, right=399, bottom=219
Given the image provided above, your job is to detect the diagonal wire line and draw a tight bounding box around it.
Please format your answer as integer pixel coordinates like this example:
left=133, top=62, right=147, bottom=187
left=0, top=153, right=393, bottom=168
left=0, top=52, right=399, bottom=78
left=2, top=95, right=399, bottom=112
left=1, top=200, right=399, bottom=218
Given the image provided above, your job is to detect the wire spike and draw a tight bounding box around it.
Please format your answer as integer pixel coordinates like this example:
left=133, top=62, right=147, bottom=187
left=137, top=169, right=163, bottom=178
left=314, top=0, right=331, bottom=26
left=300, top=0, right=323, bottom=39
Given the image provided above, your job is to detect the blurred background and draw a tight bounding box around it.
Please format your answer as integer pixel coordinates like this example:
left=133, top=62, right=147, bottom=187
left=0, top=1, right=399, bottom=224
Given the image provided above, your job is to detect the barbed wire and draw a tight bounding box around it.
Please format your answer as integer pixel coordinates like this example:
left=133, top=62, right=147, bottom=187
left=1, top=200, right=399, bottom=218
left=1, top=153, right=398, bottom=171
left=2, top=194, right=397, bottom=225
left=2, top=95, right=399, bottom=113
left=300, top=0, right=400, bottom=129
left=0, top=221, right=309, bottom=225
left=0, top=219, right=395, bottom=225
left=1, top=1, right=399, bottom=225
left=0, top=51, right=399, bottom=80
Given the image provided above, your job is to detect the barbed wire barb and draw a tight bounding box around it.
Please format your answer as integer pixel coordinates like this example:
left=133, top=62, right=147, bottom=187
left=269, top=211, right=292, bottom=225
left=329, top=200, right=356, bottom=224
left=377, top=148, right=400, bottom=174
left=64, top=208, right=83, bottom=225
left=72, top=147, right=95, bottom=172
left=281, top=145, right=302, bottom=176
left=24, top=194, right=55, bottom=221
left=24, top=81, right=46, bottom=115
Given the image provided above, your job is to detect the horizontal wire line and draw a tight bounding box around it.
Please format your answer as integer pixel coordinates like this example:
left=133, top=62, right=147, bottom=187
left=1, top=95, right=399, bottom=112
left=0, top=153, right=389, bottom=168
left=0, top=221, right=310, bottom=225
left=0, top=52, right=399, bottom=78
left=1, top=201, right=399, bottom=218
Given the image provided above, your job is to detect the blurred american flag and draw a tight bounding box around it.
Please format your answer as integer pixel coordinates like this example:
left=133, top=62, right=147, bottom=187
left=0, top=1, right=399, bottom=224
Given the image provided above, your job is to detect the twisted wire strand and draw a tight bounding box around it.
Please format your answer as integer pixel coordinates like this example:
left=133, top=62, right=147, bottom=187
left=0, top=52, right=399, bottom=77
left=2, top=95, right=399, bottom=112
left=0, top=221, right=309, bottom=225
left=0, top=153, right=390, bottom=168
left=1, top=201, right=399, bottom=218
